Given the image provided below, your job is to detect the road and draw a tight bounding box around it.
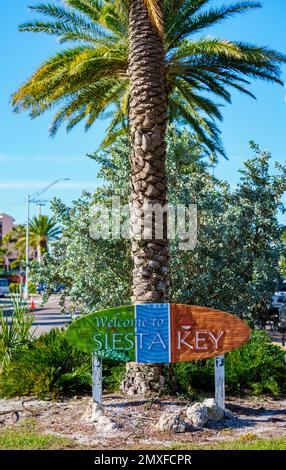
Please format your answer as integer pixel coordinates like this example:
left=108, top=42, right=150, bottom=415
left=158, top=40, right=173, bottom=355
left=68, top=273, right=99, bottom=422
left=0, top=295, right=80, bottom=337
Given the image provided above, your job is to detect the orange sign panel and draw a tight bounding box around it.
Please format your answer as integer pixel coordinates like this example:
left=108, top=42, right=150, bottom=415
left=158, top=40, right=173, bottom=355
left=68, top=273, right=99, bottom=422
left=170, top=304, right=251, bottom=361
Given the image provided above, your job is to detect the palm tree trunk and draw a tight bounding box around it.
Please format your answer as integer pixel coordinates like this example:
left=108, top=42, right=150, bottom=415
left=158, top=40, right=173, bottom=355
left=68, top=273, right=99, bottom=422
left=129, top=0, right=169, bottom=303
left=121, top=0, right=169, bottom=396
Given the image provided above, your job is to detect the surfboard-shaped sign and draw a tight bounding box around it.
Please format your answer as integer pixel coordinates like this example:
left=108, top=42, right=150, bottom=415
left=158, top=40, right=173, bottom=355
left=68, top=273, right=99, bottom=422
left=66, top=304, right=251, bottom=363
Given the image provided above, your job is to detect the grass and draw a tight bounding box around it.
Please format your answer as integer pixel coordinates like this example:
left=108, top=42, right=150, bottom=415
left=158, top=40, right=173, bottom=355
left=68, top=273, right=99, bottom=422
left=0, top=420, right=77, bottom=450
left=167, top=434, right=286, bottom=451
left=211, top=437, right=286, bottom=450
left=1, top=420, right=286, bottom=450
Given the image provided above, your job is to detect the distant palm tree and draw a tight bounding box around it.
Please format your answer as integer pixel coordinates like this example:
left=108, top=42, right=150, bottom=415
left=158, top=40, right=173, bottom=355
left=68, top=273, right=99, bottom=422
left=28, top=215, right=61, bottom=263
left=4, top=225, right=32, bottom=268
left=0, top=246, right=8, bottom=269
left=0, top=226, right=26, bottom=270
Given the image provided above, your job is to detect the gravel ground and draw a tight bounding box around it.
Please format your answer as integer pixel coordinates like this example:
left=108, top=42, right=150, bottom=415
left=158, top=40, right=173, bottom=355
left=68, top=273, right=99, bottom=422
left=0, top=394, right=286, bottom=449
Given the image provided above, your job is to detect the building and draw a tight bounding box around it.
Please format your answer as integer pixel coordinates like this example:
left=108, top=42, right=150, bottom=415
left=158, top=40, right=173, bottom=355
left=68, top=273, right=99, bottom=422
left=0, top=213, right=14, bottom=242
left=0, top=213, right=35, bottom=272
left=0, top=213, right=17, bottom=271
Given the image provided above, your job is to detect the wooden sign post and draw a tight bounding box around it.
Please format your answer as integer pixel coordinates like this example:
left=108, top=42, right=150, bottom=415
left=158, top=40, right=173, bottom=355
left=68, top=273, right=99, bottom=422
left=215, top=355, right=225, bottom=410
left=92, top=354, right=102, bottom=405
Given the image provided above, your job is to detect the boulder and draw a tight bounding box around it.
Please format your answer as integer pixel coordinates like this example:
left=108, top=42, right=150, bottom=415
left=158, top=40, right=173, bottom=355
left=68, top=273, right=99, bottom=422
left=95, top=414, right=118, bottom=433
left=203, top=398, right=224, bottom=421
left=153, top=412, right=187, bottom=433
left=82, top=400, right=118, bottom=432
left=186, top=403, right=208, bottom=428
left=82, top=400, right=103, bottom=423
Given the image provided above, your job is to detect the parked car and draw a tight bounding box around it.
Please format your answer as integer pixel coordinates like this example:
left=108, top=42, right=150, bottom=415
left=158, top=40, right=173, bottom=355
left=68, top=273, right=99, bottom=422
left=0, top=279, right=10, bottom=297
left=272, top=294, right=286, bottom=309
left=36, top=283, right=65, bottom=294
left=278, top=305, right=286, bottom=347
left=36, top=283, right=47, bottom=294
left=274, top=291, right=286, bottom=298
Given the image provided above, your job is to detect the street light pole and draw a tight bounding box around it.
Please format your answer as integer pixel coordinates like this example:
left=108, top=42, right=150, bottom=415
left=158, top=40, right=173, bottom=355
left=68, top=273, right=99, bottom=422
left=24, top=178, right=70, bottom=301
left=24, top=195, right=30, bottom=300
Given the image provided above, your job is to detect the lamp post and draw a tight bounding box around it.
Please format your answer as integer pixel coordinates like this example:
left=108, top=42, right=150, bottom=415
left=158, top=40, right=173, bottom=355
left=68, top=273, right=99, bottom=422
left=24, top=178, right=70, bottom=300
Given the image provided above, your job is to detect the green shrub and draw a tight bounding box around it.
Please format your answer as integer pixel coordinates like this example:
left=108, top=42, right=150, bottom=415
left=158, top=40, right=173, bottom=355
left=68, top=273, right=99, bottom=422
left=9, top=282, right=20, bottom=292
left=1, top=328, right=285, bottom=399
left=8, top=283, right=36, bottom=294
left=28, top=282, right=37, bottom=295
left=173, top=360, right=214, bottom=397
left=224, top=330, right=286, bottom=396
left=174, top=330, right=286, bottom=397
left=0, top=329, right=91, bottom=399
left=103, top=362, right=125, bottom=392
left=0, top=329, right=125, bottom=399
left=9, top=283, right=37, bottom=295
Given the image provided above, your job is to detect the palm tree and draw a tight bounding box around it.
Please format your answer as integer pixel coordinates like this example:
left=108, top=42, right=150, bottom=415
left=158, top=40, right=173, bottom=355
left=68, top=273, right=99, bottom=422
left=12, top=1, right=285, bottom=156
left=4, top=224, right=34, bottom=267
left=0, top=226, right=27, bottom=271
left=15, top=216, right=60, bottom=264
left=12, top=0, right=285, bottom=394
left=0, top=246, right=8, bottom=270
left=28, top=215, right=61, bottom=264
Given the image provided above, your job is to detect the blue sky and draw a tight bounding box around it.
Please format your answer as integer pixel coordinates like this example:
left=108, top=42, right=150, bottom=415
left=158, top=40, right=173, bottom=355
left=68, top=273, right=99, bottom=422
left=1, top=0, right=286, bottom=224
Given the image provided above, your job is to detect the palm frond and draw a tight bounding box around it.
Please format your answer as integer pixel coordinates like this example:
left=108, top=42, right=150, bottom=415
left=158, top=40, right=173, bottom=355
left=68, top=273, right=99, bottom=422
left=100, top=127, right=128, bottom=148
left=63, top=0, right=102, bottom=22
left=143, top=0, right=164, bottom=35
left=29, top=3, right=99, bottom=31
left=19, top=19, right=110, bottom=44
left=173, top=78, right=223, bottom=120
left=169, top=93, right=225, bottom=157
left=170, top=1, right=261, bottom=45
left=168, top=37, right=245, bottom=62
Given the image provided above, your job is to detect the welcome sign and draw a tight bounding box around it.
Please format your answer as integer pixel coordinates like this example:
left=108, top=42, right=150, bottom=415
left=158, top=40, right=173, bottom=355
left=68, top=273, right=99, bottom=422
left=66, top=304, right=250, bottom=363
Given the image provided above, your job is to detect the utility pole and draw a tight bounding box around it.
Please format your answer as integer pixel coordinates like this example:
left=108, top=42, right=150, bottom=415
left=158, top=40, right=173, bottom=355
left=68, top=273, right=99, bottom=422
left=24, top=178, right=70, bottom=301
left=33, top=200, right=49, bottom=217
left=24, top=195, right=30, bottom=300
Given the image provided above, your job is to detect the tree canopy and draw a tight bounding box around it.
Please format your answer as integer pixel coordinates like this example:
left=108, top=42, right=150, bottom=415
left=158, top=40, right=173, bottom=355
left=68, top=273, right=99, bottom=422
left=12, top=0, right=286, bottom=157
left=30, top=128, right=286, bottom=322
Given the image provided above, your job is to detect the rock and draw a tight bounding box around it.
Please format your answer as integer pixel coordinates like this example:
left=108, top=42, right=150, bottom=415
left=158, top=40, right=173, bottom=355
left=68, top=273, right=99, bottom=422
left=11, top=411, right=20, bottom=424
left=186, top=403, right=208, bottom=428
left=82, top=400, right=118, bottom=432
left=23, top=400, right=52, bottom=410
left=203, top=398, right=224, bottom=421
left=0, top=400, right=24, bottom=415
left=82, top=401, right=104, bottom=423
left=96, top=415, right=118, bottom=433
left=153, top=412, right=187, bottom=433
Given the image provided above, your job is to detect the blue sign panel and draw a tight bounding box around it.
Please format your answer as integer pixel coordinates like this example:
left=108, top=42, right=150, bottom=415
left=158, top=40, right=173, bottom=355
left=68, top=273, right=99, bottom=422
left=135, top=304, right=170, bottom=363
